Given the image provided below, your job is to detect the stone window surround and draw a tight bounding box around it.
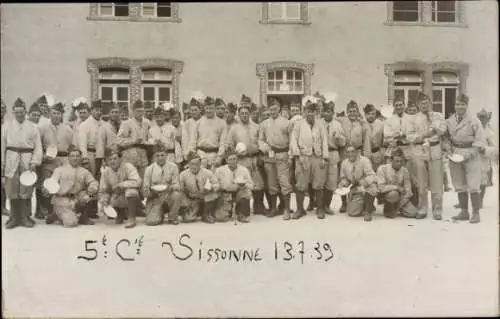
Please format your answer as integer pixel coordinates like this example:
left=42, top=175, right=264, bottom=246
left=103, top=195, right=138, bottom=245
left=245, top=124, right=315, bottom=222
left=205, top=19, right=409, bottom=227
left=87, top=57, right=184, bottom=113
left=256, top=61, right=314, bottom=106
left=384, top=61, right=469, bottom=104
left=385, top=1, right=467, bottom=28
left=88, top=3, right=181, bottom=23
left=260, top=2, right=311, bottom=25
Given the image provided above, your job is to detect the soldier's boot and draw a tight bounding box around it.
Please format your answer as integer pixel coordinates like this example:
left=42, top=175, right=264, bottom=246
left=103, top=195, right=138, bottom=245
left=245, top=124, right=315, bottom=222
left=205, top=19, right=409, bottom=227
left=125, top=197, right=138, bottom=228
left=452, top=192, right=470, bottom=221
left=202, top=201, right=214, bottom=224
left=306, top=185, right=316, bottom=211
left=479, top=185, right=486, bottom=209
left=410, top=184, right=419, bottom=206
left=237, top=199, right=251, bottom=223
left=78, top=205, right=95, bottom=225
left=252, top=190, right=265, bottom=215
left=136, top=199, right=146, bottom=217
left=282, top=194, right=291, bottom=220
left=266, top=194, right=278, bottom=218
left=315, top=190, right=325, bottom=220
left=45, top=213, right=60, bottom=225
left=363, top=194, right=374, bottom=222
left=415, top=191, right=428, bottom=219
left=277, top=194, right=285, bottom=214
left=88, top=199, right=99, bottom=219
left=115, top=208, right=126, bottom=225
left=292, top=191, right=306, bottom=219
left=324, top=190, right=334, bottom=215
left=23, top=199, right=36, bottom=227
left=5, top=199, right=20, bottom=229
left=383, top=202, right=397, bottom=218
left=431, top=193, right=443, bottom=220
left=339, top=195, right=347, bottom=213
left=469, top=192, right=481, bottom=224
left=34, top=189, right=45, bottom=220
left=264, top=190, right=272, bottom=215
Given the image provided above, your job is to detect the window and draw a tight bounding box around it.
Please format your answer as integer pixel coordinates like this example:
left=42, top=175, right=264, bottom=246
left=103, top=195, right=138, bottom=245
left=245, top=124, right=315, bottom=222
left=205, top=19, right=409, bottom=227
left=432, top=72, right=459, bottom=118
left=393, top=71, right=422, bottom=106
left=99, top=68, right=130, bottom=111
left=267, top=69, right=303, bottom=94
left=393, top=1, right=420, bottom=22
left=432, top=0, right=456, bottom=23
left=268, top=2, right=300, bottom=21
left=98, top=3, right=129, bottom=17
left=141, top=2, right=172, bottom=17
left=141, top=69, right=173, bottom=108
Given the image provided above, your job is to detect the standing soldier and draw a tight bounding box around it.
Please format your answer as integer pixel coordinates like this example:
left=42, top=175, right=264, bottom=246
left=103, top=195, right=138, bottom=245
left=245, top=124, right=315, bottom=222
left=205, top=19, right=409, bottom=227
left=170, top=109, right=185, bottom=168
left=220, top=102, right=266, bottom=216
left=96, top=103, right=121, bottom=165
left=190, top=96, right=226, bottom=170
left=33, top=94, right=54, bottom=127
left=28, top=103, right=42, bottom=125
left=1, top=100, right=8, bottom=216
left=476, top=109, right=497, bottom=209
left=406, top=93, right=446, bottom=220
left=117, top=100, right=151, bottom=179
left=147, top=107, right=182, bottom=165
left=182, top=98, right=202, bottom=161
left=36, top=102, right=74, bottom=221
left=322, top=100, right=346, bottom=215
left=78, top=99, right=103, bottom=178
left=338, top=100, right=371, bottom=213
left=338, top=146, right=378, bottom=221
left=364, top=104, right=385, bottom=172
left=290, top=101, right=329, bottom=219
left=445, top=94, right=486, bottom=223
left=258, top=99, right=293, bottom=219
left=2, top=98, right=43, bottom=229
left=70, top=99, right=90, bottom=145
left=144, top=101, right=155, bottom=122
left=215, top=98, right=226, bottom=120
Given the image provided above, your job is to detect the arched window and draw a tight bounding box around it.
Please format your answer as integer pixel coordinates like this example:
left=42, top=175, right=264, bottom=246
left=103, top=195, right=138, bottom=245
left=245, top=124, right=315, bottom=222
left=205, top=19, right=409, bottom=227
left=393, top=71, right=423, bottom=106
left=141, top=68, right=173, bottom=108
left=432, top=71, right=459, bottom=118
left=99, top=67, right=130, bottom=111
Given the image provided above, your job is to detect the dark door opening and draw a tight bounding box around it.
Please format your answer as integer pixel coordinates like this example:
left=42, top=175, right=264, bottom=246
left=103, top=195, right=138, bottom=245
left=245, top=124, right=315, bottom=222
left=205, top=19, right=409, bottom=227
left=444, top=88, right=456, bottom=119
left=266, top=94, right=302, bottom=108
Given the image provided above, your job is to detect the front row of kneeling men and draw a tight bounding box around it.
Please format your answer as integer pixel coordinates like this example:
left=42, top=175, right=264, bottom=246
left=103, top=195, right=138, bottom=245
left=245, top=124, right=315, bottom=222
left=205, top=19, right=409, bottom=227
left=6, top=141, right=416, bottom=229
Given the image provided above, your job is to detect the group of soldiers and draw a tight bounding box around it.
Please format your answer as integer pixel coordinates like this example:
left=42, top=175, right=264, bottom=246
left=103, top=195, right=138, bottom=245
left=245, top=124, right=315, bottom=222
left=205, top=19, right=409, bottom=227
left=1, top=90, right=497, bottom=229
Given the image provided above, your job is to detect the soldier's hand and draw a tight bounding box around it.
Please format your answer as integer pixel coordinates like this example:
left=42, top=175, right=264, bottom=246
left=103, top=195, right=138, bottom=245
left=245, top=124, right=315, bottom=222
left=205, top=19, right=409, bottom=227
left=29, top=163, right=37, bottom=171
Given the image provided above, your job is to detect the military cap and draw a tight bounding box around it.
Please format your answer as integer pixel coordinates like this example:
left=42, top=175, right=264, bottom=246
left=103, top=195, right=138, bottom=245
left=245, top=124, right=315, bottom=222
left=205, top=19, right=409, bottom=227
left=29, top=103, right=41, bottom=113
left=417, top=92, right=430, bottom=102
left=269, top=98, right=281, bottom=107
left=90, top=99, right=102, bottom=110
left=190, top=98, right=203, bottom=107
left=476, top=108, right=491, bottom=119
left=457, top=93, right=469, bottom=105
left=67, top=144, right=82, bottom=155
left=105, top=145, right=122, bottom=159
left=239, top=103, right=251, bottom=112
left=227, top=102, right=238, bottom=113
left=132, top=100, right=144, bottom=110
left=204, top=96, right=215, bottom=106
left=313, top=91, right=326, bottom=102
left=153, top=143, right=167, bottom=154
left=363, top=104, right=376, bottom=114
left=51, top=102, right=65, bottom=114
left=186, top=151, right=201, bottom=163
left=215, top=98, right=225, bottom=107
left=346, top=100, right=358, bottom=110
left=36, top=93, right=56, bottom=107
left=240, top=94, right=252, bottom=105
left=13, top=98, right=26, bottom=110
left=391, top=147, right=406, bottom=159
left=154, top=107, right=165, bottom=117
left=323, top=101, right=335, bottom=112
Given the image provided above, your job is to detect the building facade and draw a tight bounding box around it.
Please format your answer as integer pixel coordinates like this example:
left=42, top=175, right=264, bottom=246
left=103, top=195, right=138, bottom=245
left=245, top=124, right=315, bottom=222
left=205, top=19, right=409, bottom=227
left=1, top=2, right=498, bottom=126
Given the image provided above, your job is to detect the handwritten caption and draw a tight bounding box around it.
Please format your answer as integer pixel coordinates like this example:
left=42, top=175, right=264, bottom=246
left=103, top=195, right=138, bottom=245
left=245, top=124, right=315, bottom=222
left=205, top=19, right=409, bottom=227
left=77, top=233, right=335, bottom=264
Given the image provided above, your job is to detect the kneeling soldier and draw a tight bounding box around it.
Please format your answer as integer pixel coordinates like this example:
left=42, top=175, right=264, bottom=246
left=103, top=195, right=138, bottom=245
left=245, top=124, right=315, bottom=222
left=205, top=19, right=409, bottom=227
left=215, top=151, right=254, bottom=223
left=99, top=146, right=142, bottom=228
left=338, top=146, right=378, bottom=221
left=48, top=146, right=99, bottom=227
left=179, top=153, right=220, bottom=223
left=376, top=148, right=418, bottom=219
left=142, top=144, right=184, bottom=226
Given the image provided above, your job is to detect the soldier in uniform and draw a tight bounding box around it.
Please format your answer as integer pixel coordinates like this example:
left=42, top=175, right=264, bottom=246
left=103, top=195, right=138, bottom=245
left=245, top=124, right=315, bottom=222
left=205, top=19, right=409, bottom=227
left=78, top=99, right=103, bottom=178
left=406, top=93, right=446, bottom=220
left=322, top=100, right=346, bottom=215
left=215, top=98, right=226, bottom=120
left=190, top=96, right=226, bottom=170
left=96, top=102, right=121, bottom=164
left=148, top=107, right=182, bottom=166
left=179, top=153, right=220, bottom=223
left=144, top=101, right=155, bottom=122
left=338, top=145, right=378, bottom=221
left=445, top=94, right=486, bottom=223
left=181, top=98, right=202, bottom=161
left=220, top=101, right=266, bottom=216
left=28, top=103, right=42, bottom=124
left=117, top=100, right=151, bottom=179
left=476, top=109, right=497, bottom=209
left=258, top=99, right=293, bottom=219
left=290, top=101, right=329, bottom=219
left=169, top=109, right=185, bottom=169
left=376, top=148, right=418, bottom=219
left=2, top=98, right=43, bottom=229
left=215, top=151, right=254, bottom=223
left=33, top=94, right=53, bottom=126
left=364, top=104, right=385, bottom=172
left=48, top=146, right=99, bottom=227
left=70, top=100, right=90, bottom=144
left=99, top=146, right=142, bottom=228
left=36, top=102, right=74, bottom=222
left=142, top=144, right=184, bottom=226
left=338, top=100, right=371, bottom=213
left=119, top=104, right=129, bottom=122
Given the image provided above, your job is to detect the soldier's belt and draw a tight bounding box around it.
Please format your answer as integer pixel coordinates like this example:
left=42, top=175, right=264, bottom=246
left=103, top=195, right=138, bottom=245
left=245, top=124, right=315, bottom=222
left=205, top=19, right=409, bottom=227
left=165, top=149, right=175, bottom=154
left=240, top=152, right=259, bottom=158
left=6, top=146, right=34, bottom=153
left=55, top=193, right=76, bottom=199
left=197, top=146, right=219, bottom=153
left=371, top=147, right=381, bottom=153
left=328, top=147, right=338, bottom=152
left=452, top=142, right=474, bottom=148
left=120, top=144, right=147, bottom=151
left=414, top=141, right=440, bottom=147
left=270, top=146, right=289, bottom=153
left=395, top=141, right=409, bottom=146
left=87, top=147, right=97, bottom=153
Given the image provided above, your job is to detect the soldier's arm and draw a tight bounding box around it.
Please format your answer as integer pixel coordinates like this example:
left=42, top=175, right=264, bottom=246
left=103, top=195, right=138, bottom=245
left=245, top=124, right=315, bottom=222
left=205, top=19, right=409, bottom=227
left=321, top=124, right=329, bottom=160
left=84, top=170, right=99, bottom=195
left=208, top=170, right=220, bottom=193
left=338, top=161, right=349, bottom=187
left=334, top=121, right=347, bottom=147
left=170, top=165, right=181, bottom=192
left=117, top=121, right=135, bottom=147
left=362, top=124, right=371, bottom=157
left=142, top=166, right=152, bottom=198
left=98, top=170, right=110, bottom=205
left=402, top=168, right=413, bottom=201
left=96, top=126, right=106, bottom=159
left=362, top=157, right=376, bottom=186
left=244, top=167, right=254, bottom=191
left=31, top=126, right=43, bottom=167
left=472, top=118, right=486, bottom=150
left=121, top=164, right=142, bottom=189
left=376, top=166, right=397, bottom=193
left=257, top=121, right=269, bottom=154
left=289, top=122, right=301, bottom=157
left=189, top=121, right=200, bottom=155
left=432, top=112, right=447, bottom=137
left=78, top=123, right=89, bottom=158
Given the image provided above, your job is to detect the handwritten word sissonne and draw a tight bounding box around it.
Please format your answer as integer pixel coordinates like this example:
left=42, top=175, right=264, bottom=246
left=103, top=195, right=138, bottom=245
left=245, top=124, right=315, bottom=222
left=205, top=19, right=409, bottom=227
left=77, top=233, right=335, bottom=264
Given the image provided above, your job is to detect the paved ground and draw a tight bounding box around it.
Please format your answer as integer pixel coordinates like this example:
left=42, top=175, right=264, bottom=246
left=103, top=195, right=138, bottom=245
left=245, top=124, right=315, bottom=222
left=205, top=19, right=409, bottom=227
left=2, top=180, right=499, bottom=317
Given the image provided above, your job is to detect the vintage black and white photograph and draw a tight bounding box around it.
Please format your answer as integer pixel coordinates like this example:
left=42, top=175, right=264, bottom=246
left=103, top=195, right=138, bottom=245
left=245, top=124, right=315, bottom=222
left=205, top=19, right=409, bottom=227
left=1, top=1, right=499, bottom=317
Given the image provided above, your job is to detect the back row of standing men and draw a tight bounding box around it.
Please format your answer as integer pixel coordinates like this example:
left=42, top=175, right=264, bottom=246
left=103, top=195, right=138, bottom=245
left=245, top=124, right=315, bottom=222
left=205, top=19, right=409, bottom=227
left=1, top=91, right=497, bottom=228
